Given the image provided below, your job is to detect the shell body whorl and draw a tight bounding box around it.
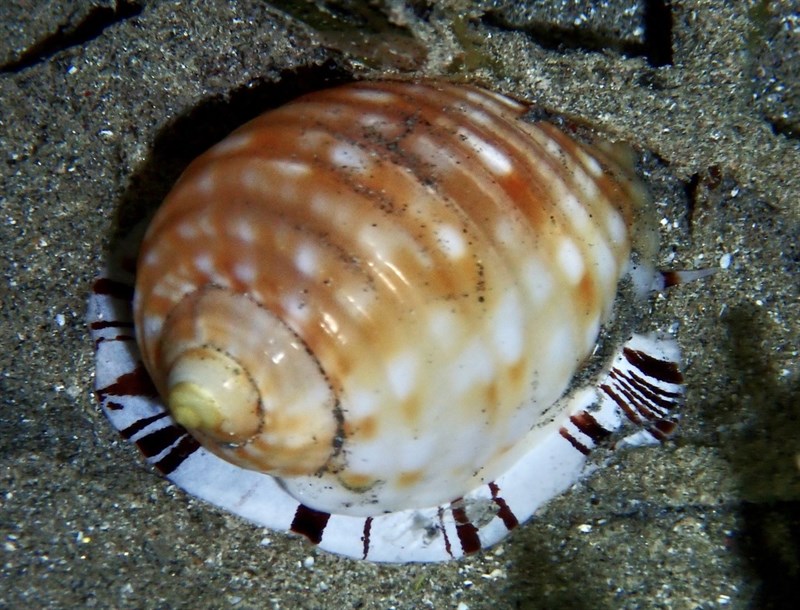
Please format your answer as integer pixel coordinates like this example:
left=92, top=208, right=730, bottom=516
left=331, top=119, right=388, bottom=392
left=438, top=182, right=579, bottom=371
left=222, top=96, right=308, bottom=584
left=133, top=80, right=650, bottom=516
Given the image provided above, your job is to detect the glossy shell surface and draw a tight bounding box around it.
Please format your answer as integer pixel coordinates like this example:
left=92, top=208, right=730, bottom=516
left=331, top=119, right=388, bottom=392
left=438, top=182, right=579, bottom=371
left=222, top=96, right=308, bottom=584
left=90, top=80, right=684, bottom=562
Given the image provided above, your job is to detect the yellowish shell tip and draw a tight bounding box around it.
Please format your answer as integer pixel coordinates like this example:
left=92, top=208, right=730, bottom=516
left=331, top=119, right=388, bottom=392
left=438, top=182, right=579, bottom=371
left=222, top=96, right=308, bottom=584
left=169, top=381, right=223, bottom=430
left=166, top=346, right=261, bottom=444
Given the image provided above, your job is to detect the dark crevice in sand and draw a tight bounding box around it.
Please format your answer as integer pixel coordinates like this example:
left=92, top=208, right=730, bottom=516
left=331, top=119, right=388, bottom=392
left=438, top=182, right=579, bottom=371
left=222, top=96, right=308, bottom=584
left=642, top=0, right=673, bottom=67
left=0, top=1, right=143, bottom=74
left=483, top=0, right=673, bottom=67
left=766, top=116, right=800, bottom=141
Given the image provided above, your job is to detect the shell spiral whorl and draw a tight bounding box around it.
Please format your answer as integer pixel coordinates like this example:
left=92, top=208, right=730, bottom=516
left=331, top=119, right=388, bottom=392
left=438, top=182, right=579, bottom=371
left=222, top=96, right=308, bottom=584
left=134, top=80, right=649, bottom=516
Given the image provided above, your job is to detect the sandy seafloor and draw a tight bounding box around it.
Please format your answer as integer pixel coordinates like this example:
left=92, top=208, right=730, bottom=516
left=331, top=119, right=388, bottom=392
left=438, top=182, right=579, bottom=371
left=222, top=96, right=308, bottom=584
left=1, top=1, right=798, bottom=608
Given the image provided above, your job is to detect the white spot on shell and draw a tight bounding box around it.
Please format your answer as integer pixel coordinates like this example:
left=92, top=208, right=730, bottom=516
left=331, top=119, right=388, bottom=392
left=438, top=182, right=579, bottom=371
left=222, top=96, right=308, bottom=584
left=456, top=128, right=512, bottom=176
left=192, top=172, right=215, bottom=195
left=491, top=292, right=524, bottom=363
left=560, top=193, right=592, bottom=234
left=233, top=261, right=256, bottom=284
left=176, top=221, right=199, bottom=239
left=211, top=132, right=253, bottom=155
left=331, top=143, right=370, bottom=173
left=197, top=214, right=216, bottom=237
left=493, top=217, right=519, bottom=246
left=310, top=193, right=333, bottom=217
left=310, top=192, right=355, bottom=231
left=464, top=108, right=493, bottom=127
left=141, top=249, right=160, bottom=267
left=576, top=148, right=603, bottom=177
left=571, top=166, right=599, bottom=201
left=521, top=256, right=554, bottom=305
left=230, top=218, right=256, bottom=243
left=151, top=276, right=196, bottom=300
left=409, top=134, right=456, bottom=172
left=433, top=224, right=466, bottom=259
left=272, top=160, right=311, bottom=177
left=360, top=113, right=389, bottom=127
left=194, top=253, right=215, bottom=275
left=296, top=130, right=326, bottom=152
left=142, top=314, right=162, bottom=343
left=358, top=224, right=404, bottom=273
left=427, top=306, right=461, bottom=345
left=386, top=351, right=419, bottom=400
left=463, top=89, right=491, bottom=105
left=448, top=339, right=495, bottom=392
left=281, top=293, right=310, bottom=324
left=542, top=136, right=563, bottom=160
left=347, top=388, right=379, bottom=418
left=243, top=160, right=308, bottom=202
left=556, top=238, right=585, bottom=285
left=347, top=89, right=397, bottom=104
left=295, top=244, right=319, bottom=276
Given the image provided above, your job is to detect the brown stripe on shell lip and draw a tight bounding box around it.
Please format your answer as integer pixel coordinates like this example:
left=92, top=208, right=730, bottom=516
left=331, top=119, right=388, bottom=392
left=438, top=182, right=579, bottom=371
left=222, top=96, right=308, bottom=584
left=94, top=334, right=136, bottom=349
left=600, top=382, right=642, bottom=425
left=609, top=375, right=660, bottom=420
left=154, top=435, right=201, bottom=475
left=488, top=482, right=519, bottom=530
left=569, top=411, right=613, bottom=444
left=96, top=365, right=159, bottom=402
left=623, top=347, right=684, bottom=385
left=361, top=516, right=373, bottom=559
left=559, top=427, right=591, bottom=455
left=613, top=368, right=680, bottom=414
left=90, top=320, right=134, bottom=330
left=438, top=507, right=453, bottom=558
left=135, top=425, right=186, bottom=458
left=119, top=412, right=169, bottom=439
left=290, top=505, right=331, bottom=544
left=451, top=500, right=481, bottom=555
left=92, top=277, right=134, bottom=301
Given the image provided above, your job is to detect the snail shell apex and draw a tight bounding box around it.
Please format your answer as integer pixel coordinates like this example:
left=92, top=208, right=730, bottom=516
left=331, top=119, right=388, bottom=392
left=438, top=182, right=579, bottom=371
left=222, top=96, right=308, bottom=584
left=90, top=80, right=685, bottom=561
left=134, top=80, right=648, bottom=515
left=158, top=288, right=338, bottom=476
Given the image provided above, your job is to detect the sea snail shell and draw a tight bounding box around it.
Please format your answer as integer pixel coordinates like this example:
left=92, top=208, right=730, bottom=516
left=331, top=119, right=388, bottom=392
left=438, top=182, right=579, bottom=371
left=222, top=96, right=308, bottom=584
left=136, top=80, right=649, bottom=513
left=94, top=80, right=684, bottom=561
